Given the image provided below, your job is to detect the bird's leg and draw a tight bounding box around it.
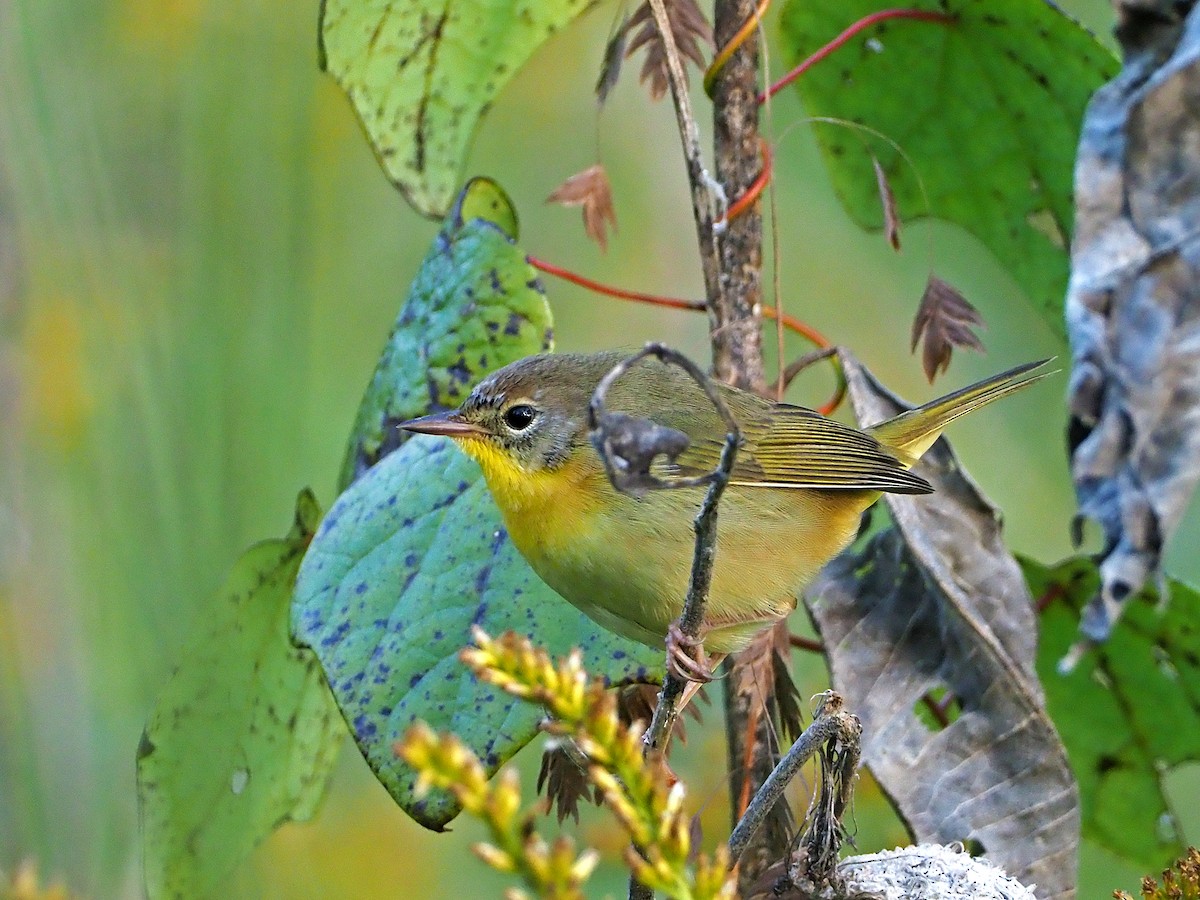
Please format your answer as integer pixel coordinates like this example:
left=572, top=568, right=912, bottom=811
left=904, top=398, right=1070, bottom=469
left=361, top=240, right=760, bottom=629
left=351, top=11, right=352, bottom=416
left=666, top=620, right=716, bottom=684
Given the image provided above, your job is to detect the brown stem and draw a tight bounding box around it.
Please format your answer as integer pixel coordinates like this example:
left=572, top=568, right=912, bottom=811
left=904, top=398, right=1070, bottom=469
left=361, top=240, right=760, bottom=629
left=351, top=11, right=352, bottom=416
left=644, top=0, right=727, bottom=342
left=788, top=633, right=825, bottom=653
left=710, top=0, right=781, bottom=891
left=711, top=0, right=766, bottom=392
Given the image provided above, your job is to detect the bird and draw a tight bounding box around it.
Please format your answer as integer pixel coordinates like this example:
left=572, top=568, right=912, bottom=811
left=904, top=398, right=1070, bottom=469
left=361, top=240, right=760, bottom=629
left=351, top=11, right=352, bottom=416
left=401, top=350, right=1047, bottom=674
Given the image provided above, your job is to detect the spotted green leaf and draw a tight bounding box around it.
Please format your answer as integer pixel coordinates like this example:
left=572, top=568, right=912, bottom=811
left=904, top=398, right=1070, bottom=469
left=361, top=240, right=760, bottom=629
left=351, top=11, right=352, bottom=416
left=319, top=0, right=595, bottom=216
left=300, top=177, right=659, bottom=828
left=138, top=490, right=343, bottom=899
left=295, top=437, right=661, bottom=829
left=340, top=176, right=551, bottom=488
left=778, top=0, right=1118, bottom=336
left=1026, top=555, right=1197, bottom=871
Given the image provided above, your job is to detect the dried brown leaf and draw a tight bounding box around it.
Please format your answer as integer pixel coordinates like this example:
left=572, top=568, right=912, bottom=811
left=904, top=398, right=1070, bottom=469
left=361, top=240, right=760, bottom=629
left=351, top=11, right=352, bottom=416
left=735, top=621, right=804, bottom=743
left=872, top=156, right=902, bottom=251
left=804, top=351, right=1080, bottom=900
left=911, top=275, right=986, bottom=382
left=546, top=164, right=618, bottom=252
left=624, top=0, right=713, bottom=101
left=536, top=742, right=599, bottom=824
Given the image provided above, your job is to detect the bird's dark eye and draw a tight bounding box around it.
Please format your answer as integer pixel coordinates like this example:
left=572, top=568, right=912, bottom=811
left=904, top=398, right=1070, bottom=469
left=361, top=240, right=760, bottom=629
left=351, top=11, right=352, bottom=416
left=503, top=404, right=537, bottom=431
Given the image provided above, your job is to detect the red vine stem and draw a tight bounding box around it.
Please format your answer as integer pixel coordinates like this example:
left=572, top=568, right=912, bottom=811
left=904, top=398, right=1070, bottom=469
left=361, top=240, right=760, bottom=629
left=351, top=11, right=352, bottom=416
left=758, top=9, right=956, bottom=104
left=717, top=139, right=772, bottom=229
left=528, top=255, right=846, bottom=413
left=1035, top=583, right=1066, bottom=615
left=702, top=0, right=772, bottom=96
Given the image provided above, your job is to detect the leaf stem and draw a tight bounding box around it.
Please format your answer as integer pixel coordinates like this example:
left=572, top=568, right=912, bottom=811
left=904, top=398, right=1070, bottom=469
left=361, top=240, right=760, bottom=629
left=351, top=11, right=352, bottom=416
left=702, top=0, right=772, bottom=96
left=588, top=344, right=740, bottom=900
left=527, top=256, right=845, bottom=414
left=758, top=9, right=956, bottom=104
left=644, top=0, right=728, bottom=340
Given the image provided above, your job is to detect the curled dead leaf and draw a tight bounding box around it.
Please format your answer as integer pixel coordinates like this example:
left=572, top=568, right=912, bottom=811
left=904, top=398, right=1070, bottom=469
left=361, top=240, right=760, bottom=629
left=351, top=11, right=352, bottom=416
left=734, top=620, right=804, bottom=744
left=872, top=155, right=901, bottom=251
left=911, top=275, right=985, bottom=382
left=804, top=351, right=1079, bottom=900
left=546, top=164, right=618, bottom=252
left=1066, top=1, right=1200, bottom=640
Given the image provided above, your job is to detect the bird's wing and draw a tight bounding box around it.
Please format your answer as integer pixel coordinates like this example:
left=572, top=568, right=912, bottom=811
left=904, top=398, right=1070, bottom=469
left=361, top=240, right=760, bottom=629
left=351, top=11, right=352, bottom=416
left=668, top=403, right=933, bottom=494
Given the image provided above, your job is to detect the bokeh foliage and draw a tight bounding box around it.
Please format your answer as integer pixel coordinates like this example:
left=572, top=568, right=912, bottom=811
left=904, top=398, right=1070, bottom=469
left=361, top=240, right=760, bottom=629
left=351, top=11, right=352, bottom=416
left=1, top=0, right=1192, bottom=898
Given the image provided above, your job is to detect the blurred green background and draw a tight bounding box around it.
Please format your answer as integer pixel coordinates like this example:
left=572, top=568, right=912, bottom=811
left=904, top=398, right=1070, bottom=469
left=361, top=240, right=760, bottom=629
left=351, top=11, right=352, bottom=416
left=2, top=0, right=1194, bottom=896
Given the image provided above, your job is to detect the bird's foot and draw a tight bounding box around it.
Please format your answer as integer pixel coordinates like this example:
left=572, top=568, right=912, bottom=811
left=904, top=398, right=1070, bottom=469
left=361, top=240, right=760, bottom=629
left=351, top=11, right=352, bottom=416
left=665, top=621, right=715, bottom=684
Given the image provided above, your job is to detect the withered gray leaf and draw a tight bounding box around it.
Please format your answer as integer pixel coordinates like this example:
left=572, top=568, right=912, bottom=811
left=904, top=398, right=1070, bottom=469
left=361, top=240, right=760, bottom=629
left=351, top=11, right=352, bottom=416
left=804, top=352, right=1079, bottom=900
left=1066, top=2, right=1200, bottom=640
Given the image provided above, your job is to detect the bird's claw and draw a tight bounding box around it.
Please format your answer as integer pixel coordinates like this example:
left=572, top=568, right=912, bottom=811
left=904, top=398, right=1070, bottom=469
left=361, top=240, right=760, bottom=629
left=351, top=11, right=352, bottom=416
left=666, top=621, right=714, bottom=684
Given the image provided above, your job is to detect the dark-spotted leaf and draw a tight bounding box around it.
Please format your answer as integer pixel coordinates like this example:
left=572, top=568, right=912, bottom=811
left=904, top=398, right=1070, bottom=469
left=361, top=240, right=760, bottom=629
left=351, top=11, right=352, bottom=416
left=779, top=0, right=1117, bottom=337
left=1026, top=555, right=1196, bottom=871
left=293, top=436, right=661, bottom=829
left=300, top=177, right=658, bottom=828
left=319, top=0, right=596, bottom=216
left=340, top=177, right=551, bottom=487
left=138, top=490, right=343, bottom=899
left=806, top=352, right=1079, bottom=900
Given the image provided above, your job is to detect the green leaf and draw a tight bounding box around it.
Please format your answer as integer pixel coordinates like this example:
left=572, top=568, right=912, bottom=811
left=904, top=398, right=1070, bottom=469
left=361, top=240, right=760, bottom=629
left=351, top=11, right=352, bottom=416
left=298, top=180, right=656, bottom=829
left=293, top=436, right=661, bottom=829
left=339, top=176, right=551, bottom=488
left=778, top=0, right=1118, bottom=336
left=138, top=490, right=343, bottom=899
left=319, top=0, right=594, bottom=216
left=1026, top=555, right=1197, bottom=871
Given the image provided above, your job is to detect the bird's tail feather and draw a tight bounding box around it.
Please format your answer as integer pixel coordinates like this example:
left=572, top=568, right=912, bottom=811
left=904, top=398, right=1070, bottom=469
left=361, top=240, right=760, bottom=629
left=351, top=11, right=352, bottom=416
left=869, top=359, right=1053, bottom=460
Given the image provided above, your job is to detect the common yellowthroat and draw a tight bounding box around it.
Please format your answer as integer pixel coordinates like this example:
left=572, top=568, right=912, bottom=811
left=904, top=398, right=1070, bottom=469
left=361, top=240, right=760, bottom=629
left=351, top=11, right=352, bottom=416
left=401, top=352, right=1046, bottom=657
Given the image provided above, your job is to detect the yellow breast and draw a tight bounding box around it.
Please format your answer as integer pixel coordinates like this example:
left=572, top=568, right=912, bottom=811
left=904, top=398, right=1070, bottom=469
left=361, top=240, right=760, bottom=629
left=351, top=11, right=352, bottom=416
left=457, top=436, right=598, bottom=558
left=457, top=435, right=873, bottom=654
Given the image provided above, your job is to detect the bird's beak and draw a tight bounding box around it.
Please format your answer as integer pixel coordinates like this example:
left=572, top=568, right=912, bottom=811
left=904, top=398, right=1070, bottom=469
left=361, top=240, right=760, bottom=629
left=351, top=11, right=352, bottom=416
left=399, top=410, right=487, bottom=439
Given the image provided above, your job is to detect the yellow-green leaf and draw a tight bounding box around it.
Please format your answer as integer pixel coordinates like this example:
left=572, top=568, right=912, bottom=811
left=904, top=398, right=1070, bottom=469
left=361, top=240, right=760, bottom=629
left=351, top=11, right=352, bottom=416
left=138, top=490, right=343, bottom=899
left=319, top=0, right=595, bottom=216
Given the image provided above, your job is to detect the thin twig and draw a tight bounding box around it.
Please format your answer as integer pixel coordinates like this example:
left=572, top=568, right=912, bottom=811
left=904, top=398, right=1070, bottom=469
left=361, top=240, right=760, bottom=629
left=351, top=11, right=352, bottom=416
left=781, top=346, right=838, bottom=391
left=645, top=0, right=727, bottom=334
left=728, top=691, right=860, bottom=867
left=588, top=344, right=740, bottom=900
left=526, top=257, right=845, bottom=413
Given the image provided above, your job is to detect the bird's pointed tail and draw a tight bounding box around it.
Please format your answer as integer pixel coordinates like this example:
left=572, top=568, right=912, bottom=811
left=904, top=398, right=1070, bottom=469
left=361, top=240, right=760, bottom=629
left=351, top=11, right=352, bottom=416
left=869, top=359, right=1054, bottom=461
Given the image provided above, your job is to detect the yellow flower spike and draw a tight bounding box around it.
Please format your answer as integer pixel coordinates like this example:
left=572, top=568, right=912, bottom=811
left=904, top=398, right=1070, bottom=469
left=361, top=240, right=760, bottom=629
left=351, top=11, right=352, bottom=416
left=570, top=848, right=600, bottom=883
left=490, top=767, right=521, bottom=824
left=664, top=780, right=686, bottom=820
left=473, top=842, right=518, bottom=874
left=622, top=848, right=662, bottom=893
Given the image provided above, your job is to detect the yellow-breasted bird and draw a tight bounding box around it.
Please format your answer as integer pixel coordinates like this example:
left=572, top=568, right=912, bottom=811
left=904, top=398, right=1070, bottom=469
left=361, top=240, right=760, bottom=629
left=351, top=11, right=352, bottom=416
left=401, top=351, right=1047, bottom=660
